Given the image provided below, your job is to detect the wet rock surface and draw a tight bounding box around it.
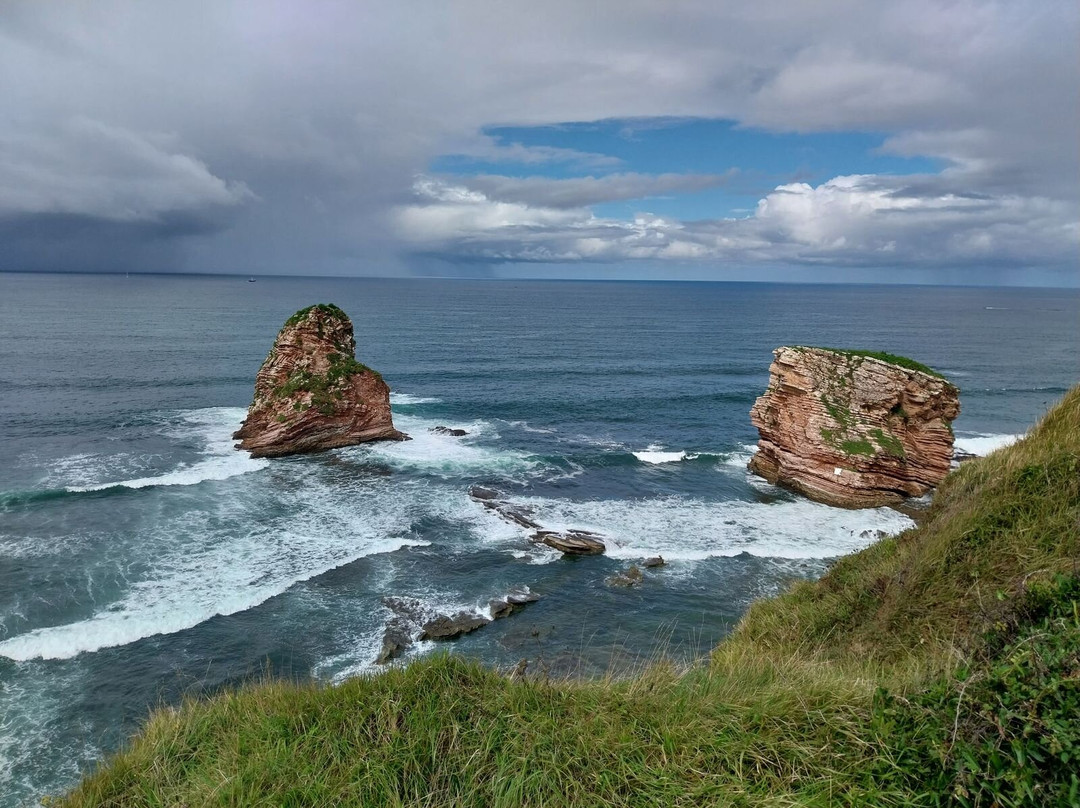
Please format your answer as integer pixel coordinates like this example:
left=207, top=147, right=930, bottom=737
left=489, top=589, right=541, bottom=619
left=532, top=529, right=606, bottom=555
left=418, top=613, right=491, bottom=641
left=469, top=485, right=541, bottom=529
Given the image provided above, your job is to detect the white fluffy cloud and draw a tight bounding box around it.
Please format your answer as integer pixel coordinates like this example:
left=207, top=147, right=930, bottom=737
left=397, top=173, right=1078, bottom=268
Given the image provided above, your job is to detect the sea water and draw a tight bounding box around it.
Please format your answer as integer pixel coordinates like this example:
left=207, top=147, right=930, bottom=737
left=0, top=273, right=1075, bottom=805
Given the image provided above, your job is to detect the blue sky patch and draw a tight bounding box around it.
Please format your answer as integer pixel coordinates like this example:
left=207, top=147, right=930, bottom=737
left=432, top=118, right=943, bottom=220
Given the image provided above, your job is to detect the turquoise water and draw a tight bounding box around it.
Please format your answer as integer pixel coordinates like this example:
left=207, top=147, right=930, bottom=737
left=0, top=273, right=1076, bottom=804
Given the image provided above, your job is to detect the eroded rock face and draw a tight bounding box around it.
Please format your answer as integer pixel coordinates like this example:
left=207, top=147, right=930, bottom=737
left=234, top=304, right=407, bottom=457
left=748, top=346, right=960, bottom=508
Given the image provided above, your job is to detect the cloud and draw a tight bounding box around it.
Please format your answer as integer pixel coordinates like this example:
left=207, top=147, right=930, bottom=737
left=0, top=0, right=1075, bottom=275
left=440, top=135, right=623, bottom=169
left=396, top=174, right=1078, bottom=268
left=449, top=171, right=736, bottom=209
left=0, top=117, right=252, bottom=222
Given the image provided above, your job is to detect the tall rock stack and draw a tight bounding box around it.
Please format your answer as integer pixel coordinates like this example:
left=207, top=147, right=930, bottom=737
left=234, top=304, right=407, bottom=457
left=749, top=346, right=960, bottom=508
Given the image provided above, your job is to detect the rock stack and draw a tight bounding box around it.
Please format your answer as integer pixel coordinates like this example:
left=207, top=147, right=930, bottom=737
left=234, top=304, right=407, bottom=457
left=749, top=346, right=960, bottom=508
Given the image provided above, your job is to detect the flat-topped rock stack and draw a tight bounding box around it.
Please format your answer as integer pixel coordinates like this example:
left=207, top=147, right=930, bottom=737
left=748, top=346, right=960, bottom=508
left=234, top=304, right=407, bottom=457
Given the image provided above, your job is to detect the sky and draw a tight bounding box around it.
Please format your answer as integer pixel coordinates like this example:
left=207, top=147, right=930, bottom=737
left=0, top=1, right=1077, bottom=284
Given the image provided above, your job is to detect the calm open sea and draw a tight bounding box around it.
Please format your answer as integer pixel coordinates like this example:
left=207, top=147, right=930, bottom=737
left=0, top=273, right=1076, bottom=805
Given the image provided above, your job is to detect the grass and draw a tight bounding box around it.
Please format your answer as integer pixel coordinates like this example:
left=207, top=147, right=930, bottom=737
left=57, top=387, right=1080, bottom=807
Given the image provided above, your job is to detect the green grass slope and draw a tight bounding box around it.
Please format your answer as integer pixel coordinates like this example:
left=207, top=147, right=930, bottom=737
left=58, top=388, right=1080, bottom=808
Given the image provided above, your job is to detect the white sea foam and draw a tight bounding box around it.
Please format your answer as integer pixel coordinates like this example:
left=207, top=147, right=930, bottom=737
left=42, top=453, right=115, bottom=489
left=633, top=446, right=694, bottom=464
left=4, top=431, right=553, bottom=664
left=312, top=590, right=494, bottom=683
left=723, top=444, right=759, bottom=468
left=0, top=471, right=448, bottom=661
left=506, top=420, right=556, bottom=434
left=343, top=412, right=540, bottom=479
left=0, top=537, right=428, bottom=663
left=389, top=392, right=441, bottom=405
left=503, top=494, right=913, bottom=562
left=955, top=433, right=1023, bottom=456
left=65, top=408, right=266, bottom=493
left=0, top=661, right=94, bottom=801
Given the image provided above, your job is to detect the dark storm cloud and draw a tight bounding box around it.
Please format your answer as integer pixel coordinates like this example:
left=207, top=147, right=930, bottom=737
left=0, top=1, right=1076, bottom=276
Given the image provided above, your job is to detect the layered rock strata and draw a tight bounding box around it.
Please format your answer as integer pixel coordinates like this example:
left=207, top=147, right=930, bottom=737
left=234, top=304, right=406, bottom=457
left=748, top=346, right=960, bottom=508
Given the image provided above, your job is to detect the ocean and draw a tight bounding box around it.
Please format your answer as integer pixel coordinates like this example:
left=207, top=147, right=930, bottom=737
left=0, top=272, right=1076, bottom=805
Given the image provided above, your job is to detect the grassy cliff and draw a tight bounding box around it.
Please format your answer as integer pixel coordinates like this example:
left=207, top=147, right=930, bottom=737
left=58, top=388, right=1080, bottom=807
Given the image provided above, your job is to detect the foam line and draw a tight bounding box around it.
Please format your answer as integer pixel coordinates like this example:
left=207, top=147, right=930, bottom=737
left=343, top=413, right=540, bottom=479
left=65, top=408, right=266, bottom=492
left=506, top=494, right=913, bottom=562
left=0, top=534, right=428, bottom=662
left=389, top=392, right=441, bottom=405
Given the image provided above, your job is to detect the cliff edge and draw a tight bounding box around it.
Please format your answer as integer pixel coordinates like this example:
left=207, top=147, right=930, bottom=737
left=234, top=304, right=406, bottom=457
left=748, top=346, right=959, bottom=508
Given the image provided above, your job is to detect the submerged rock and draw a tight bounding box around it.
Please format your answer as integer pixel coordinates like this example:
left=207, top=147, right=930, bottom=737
left=642, top=556, right=666, bottom=568
left=234, top=304, right=407, bottom=457
left=468, top=486, right=542, bottom=529
left=606, top=565, right=644, bottom=588
left=748, top=346, right=960, bottom=508
left=432, top=426, right=468, bottom=437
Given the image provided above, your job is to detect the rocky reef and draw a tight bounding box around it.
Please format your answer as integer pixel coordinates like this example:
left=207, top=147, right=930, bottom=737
left=469, top=486, right=609, bottom=555
left=234, top=304, right=407, bottom=457
left=749, top=346, right=960, bottom=508
left=376, top=589, right=541, bottom=665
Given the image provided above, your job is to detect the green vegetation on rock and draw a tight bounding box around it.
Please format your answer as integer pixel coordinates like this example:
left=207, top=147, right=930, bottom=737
left=283, top=303, right=350, bottom=329
left=838, top=437, right=875, bottom=457
left=869, top=428, right=906, bottom=458
left=273, top=353, right=378, bottom=416
left=59, top=388, right=1079, bottom=807
left=798, top=346, right=947, bottom=380
left=803, top=345, right=946, bottom=459
left=263, top=306, right=381, bottom=418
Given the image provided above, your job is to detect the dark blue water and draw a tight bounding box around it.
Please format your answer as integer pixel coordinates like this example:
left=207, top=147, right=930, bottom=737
left=0, top=273, right=1076, bottom=805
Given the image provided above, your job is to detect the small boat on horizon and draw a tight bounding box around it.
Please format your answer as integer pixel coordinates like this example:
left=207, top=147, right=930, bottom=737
left=248, top=277, right=257, bottom=283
